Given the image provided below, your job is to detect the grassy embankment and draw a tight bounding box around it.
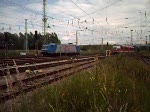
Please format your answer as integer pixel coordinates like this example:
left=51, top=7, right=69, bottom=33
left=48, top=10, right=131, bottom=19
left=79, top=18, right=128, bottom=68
left=0, top=53, right=150, bottom=112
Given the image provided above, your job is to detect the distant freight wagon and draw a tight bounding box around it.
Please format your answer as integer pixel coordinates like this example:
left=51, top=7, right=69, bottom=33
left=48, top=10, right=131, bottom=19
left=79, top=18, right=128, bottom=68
left=41, top=43, right=80, bottom=56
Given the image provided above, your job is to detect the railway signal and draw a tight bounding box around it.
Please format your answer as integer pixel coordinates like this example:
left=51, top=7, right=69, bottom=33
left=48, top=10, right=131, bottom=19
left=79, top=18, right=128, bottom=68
left=4, top=33, right=8, bottom=42
left=35, top=30, right=38, bottom=56
left=107, top=42, right=109, bottom=46
left=106, top=50, right=111, bottom=56
left=35, top=30, right=37, bottom=40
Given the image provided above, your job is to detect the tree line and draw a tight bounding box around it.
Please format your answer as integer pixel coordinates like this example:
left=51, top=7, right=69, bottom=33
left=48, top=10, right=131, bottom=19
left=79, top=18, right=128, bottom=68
left=0, top=32, right=61, bottom=50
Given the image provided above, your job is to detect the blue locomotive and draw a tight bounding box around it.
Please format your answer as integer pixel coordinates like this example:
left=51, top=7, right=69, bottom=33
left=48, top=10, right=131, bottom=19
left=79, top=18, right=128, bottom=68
left=41, top=43, right=80, bottom=56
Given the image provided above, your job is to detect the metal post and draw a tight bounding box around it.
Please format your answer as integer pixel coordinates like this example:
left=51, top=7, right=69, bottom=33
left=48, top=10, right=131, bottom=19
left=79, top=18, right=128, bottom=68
left=76, top=30, right=83, bottom=45
left=130, top=30, right=133, bottom=45
left=25, top=19, right=28, bottom=54
left=76, top=31, right=78, bottom=45
left=59, top=45, right=61, bottom=57
left=145, top=36, right=147, bottom=45
left=101, top=38, right=103, bottom=52
left=35, top=31, right=38, bottom=56
left=4, top=33, right=8, bottom=58
left=148, top=35, right=150, bottom=51
left=139, top=11, right=142, bottom=26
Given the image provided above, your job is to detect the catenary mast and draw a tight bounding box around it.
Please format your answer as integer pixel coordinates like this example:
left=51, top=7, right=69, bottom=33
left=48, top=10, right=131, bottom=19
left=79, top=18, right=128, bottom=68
left=43, top=0, right=47, bottom=43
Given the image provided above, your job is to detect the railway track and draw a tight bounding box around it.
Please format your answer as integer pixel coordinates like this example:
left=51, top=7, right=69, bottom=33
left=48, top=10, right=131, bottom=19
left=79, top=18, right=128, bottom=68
left=0, top=55, right=97, bottom=76
left=0, top=55, right=105, bottom=103
left=140, top=55, right=150, bottom=65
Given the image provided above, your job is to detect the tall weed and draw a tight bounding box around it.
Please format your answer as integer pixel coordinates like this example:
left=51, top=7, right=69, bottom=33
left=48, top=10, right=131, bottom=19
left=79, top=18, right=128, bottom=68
left=1, top=55, right=150, bottom=112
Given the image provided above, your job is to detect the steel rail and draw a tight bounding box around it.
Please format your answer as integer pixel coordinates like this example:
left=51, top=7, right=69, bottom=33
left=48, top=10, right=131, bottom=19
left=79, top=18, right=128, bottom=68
left=0, top=56, right=101, bottom=103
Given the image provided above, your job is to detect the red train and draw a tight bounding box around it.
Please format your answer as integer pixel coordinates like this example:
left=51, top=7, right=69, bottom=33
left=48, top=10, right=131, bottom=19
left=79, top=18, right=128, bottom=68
left=112, top=45, right=135, bottom=54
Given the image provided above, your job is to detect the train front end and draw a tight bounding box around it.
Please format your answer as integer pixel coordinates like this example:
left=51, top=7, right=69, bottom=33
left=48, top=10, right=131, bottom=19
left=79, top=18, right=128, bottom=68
left=41, top=44, right=49, bottom=55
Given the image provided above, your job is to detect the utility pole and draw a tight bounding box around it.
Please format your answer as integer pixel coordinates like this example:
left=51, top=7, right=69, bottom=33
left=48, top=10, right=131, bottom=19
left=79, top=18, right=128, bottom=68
left=76, top=31, right=78, bottom=45
left=43, top=0, right=47, bottom=43
left=76, top=30, right=83, bottom=45
left=25, top=19, right=28, bottom=54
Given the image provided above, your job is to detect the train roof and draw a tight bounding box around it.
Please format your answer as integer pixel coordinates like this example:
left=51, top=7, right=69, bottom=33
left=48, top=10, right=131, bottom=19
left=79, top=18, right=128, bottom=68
left=113, top=45, right=134, bottom=48
left=134, top=44, right=149, bottom=47
left=42, top=43, right=78, bottom=46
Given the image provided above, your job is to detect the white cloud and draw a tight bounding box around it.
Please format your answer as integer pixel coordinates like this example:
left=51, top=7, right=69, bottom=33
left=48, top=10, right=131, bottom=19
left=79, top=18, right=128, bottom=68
left=26, top=3, right=43, bottom=12
left=0, top=0, right=149, bottom=45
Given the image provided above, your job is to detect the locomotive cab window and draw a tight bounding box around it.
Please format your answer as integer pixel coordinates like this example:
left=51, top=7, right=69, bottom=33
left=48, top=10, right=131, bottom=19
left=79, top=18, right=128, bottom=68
left=42, top=45, right=48, bottom=49
left=113, top=46, right=120, bottom=50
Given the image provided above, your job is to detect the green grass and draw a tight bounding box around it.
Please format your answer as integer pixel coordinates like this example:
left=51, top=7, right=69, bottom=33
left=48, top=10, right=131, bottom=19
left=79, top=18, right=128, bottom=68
left=1, top=54, right=150, bottom=112
left=138, top=50, right=150, bottom=57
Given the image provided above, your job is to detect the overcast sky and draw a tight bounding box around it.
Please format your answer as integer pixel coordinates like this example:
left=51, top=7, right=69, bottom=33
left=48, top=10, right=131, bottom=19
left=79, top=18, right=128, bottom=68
left=0, top=0, right=150, bottom=45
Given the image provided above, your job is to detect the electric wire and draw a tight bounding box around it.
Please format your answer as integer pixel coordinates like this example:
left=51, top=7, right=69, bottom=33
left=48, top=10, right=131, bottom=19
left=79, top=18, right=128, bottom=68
left=0, top=0, right=150, bottom=44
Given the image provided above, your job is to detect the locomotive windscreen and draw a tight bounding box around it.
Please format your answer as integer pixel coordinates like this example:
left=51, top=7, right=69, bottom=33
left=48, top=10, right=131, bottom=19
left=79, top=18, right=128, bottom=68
left=42, top=45, right=48, bottom=49
left=113, top=46, right=121, bottom=50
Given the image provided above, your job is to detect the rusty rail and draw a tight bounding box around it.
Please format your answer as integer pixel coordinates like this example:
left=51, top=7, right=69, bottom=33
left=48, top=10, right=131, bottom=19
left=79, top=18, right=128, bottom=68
left=0, top=55, right=104, bottom=103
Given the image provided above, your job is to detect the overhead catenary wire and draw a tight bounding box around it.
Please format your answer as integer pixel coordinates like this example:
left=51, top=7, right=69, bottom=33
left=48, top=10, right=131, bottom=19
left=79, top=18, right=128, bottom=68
left=70, top=0, right=107, bottom=30
left=79, top=0, right=123, bottom=18
left=0, top=0, right=150, bottom=45
left=0, top=0, right=125, bottom=31
left=0, top=0, right=81, bottom=26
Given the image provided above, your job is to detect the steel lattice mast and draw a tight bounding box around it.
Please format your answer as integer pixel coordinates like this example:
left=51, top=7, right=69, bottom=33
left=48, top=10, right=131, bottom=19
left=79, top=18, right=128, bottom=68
left=43, top=0, right=47, bottom=43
